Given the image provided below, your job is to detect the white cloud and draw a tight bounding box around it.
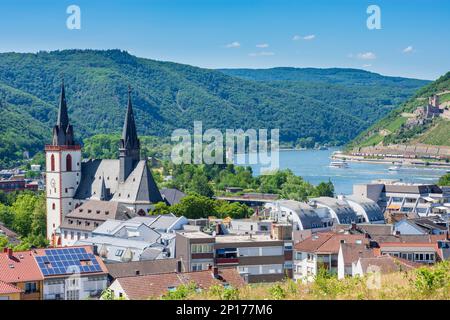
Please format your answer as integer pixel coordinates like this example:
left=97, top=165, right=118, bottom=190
left=403, top=45, right=414, bottom=53
left=293, top=34, right=316, bottom=41
left=256, top=43, right=269, bottom=48
left=303, top=34, right=315, bottom=40
left=362, top=64, right=372, bottom=68
left=224, top=41, right=241, bottom=48
left=356, top=52, right=376, bottom=60
left=248, top=51, right=275, bottom=57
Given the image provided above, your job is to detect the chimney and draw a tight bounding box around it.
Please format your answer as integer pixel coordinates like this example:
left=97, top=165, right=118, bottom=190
left=351, top=223, right=357, bottom=231
left=7, top=248, right=13, bottom=258
left=212, top=266, right=219, bottom=278
left=176, top=260, right=183, bottom=273
left=208, top=264, right=213, bottom=271
left=395, top=230, right=400, bottom=236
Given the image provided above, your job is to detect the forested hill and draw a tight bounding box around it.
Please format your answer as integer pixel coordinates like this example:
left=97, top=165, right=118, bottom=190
left=0, top=50, right=428, bottom=167
left=346, top=71, right=450, bottom=150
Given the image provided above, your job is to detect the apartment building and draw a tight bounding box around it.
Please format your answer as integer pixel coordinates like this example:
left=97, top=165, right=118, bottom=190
left=175, top=224, right=292, bottom=283
left=353, top=181, right=449, bottom=217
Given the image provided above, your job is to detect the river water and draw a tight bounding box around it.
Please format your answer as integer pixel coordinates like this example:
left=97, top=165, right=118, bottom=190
left=235, top=148, right=447, bottom=195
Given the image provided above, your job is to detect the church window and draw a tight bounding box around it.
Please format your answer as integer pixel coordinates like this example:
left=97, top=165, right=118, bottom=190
left=65, top=188, right=68, bottom=193
left=66, top=154, right=72, bottom=172
left=52, top=203, right=55, bottom=210
left=50, top=154, right=55, bottom=171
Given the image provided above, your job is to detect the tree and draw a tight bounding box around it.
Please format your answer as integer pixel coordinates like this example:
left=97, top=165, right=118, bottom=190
left=171, top=194, right=217, bottom=219
left=314, top=180, right=335, bottom=198
left=11, top=193, right=39, bottom=236
left=188, top=173, right=214, bottom=198
left=31, top=194, right=46, bottom=237
left=0, top=203, right=14, bottom=227
left=438, top=173, right=450, bottom=186
left=215, top=201, right=252, bottom=219
left=151, top=202, right=171, bottom=215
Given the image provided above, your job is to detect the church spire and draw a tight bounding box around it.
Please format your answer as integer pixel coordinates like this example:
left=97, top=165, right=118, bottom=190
left=119, top=86, right=141, bottom=182
left=121, top=86, right=140, bottom=150
left=99, top=173, right=109, bottom=201
left=52, top=79, right=75, bottom=146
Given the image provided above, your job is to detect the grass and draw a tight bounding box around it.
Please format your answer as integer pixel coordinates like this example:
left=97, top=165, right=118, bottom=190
left=439, top=92, right=450, bottom=103
left=358, top=134, right=384, bottom=148
left=385, top=116, right=407, bottom=133
left=161, top=262, right=450, bottom=300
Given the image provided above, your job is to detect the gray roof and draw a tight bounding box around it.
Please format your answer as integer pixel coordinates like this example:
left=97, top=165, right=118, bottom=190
left=105, top=259, right=179, bottom=279
left=383, top=184, right=442, bottom=195
left=278, top=200, right=328, bottom=229
left=75, top=159, right=163, bottom=204
left=345, top=195, right=385, bottom=222
left=310, top=197, right=358, bottom=224
left=147, top=214, right=181, bottom=232
left=160, top=188, right=186, bottom=205
left=76, top=235, right=152, bottom=250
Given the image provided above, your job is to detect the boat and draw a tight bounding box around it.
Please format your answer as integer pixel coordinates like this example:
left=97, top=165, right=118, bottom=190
left=388, top=163, right=402, bottom=171
left=329, top=160, right=349, bottom=168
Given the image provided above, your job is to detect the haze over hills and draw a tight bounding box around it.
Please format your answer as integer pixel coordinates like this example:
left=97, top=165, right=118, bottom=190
left=0, top=49, right=430, bottom=167
left=347, top=71, right=450, bottom=150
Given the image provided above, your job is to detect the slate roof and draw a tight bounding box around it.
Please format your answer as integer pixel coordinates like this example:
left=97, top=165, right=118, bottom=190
left=75, top=159, right=163, bottom=204
left=105, top=259, right=180, bottom=279
left=114, top=268, right=245, bottom=299
left=160, top=188, right=186, bottom=206
left=383, top=184, right=442, bottom=195
left=60, top=200, right=136, bottom=231
left=345, top=195, right=385, bottom=222
left=310, top=197, right=358, bottom=224
left=278, top=200, right=328, bottom=229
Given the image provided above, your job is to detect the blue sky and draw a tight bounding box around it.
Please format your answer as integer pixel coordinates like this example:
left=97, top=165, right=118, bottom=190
left=0, top=0, right=449, bottom=80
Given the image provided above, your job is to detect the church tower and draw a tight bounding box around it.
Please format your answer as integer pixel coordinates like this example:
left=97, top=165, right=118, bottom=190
left=119, top=87, right=141, bottom=183
left=45, top=81, right=81, bottom=245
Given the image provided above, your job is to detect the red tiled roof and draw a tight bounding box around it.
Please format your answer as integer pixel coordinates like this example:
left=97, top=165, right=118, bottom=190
left=358, top=255, right=421, bottom=274
left=294, top=232, right=367, bottom=254
left=0, top=250, right=43, bottom=283
left=0, top=280, right=22, bottom=294
left=115, top=269, right=245, bottom=300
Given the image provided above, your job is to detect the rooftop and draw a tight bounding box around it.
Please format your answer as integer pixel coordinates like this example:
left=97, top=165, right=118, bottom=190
left=0, top=249, right=43, bottom=283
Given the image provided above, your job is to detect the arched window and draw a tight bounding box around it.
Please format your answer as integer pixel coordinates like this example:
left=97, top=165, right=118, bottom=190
left=50, top=154, right=55, bottom=171
left=66, top=154, right=72, bottom=172
left=52, top=203, right=56, bottom=210
left=137, top=209, right=146, bottom=216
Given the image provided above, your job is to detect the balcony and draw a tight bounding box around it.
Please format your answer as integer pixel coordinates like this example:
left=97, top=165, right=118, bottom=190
left=215, top=257, right=239, bottom=265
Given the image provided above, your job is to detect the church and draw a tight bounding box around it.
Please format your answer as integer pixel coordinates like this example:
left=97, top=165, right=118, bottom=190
left=45, top=82, right=163, bottom=246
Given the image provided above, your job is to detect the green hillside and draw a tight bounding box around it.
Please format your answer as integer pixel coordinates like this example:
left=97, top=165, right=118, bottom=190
left=347, top=72, right=450, bottom=150
left=0, top=50, right=428, bottom=167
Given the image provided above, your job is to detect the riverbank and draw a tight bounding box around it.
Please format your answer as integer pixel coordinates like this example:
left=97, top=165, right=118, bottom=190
left=332, top=153, right=450, bottom=169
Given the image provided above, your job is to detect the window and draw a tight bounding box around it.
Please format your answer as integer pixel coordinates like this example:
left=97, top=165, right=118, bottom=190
left=64, top=231, right=67, bottom=239
left=115, top=249, right=124, bottom=257
left=50, top=154, right=55, bottom=171
left=25, top=282, right=37, bottom=294
left=191, top=243, right=213, bottom=254
left=52, top=203, right=55, bottom=210
left=70, top=232, right=74, bottom=240
left=66, top=154, right=72, bottom=171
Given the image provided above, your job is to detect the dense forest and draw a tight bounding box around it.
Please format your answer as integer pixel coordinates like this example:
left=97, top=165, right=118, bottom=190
left=347, top=72, right=450, bottom=150
left=0, top=49, right=429, bottom=167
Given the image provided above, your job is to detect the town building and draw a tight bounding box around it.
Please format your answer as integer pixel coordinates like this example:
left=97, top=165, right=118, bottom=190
left=394, top=218, right=448, bottom=236
left=107, top=266, right=245, bottom=300
left=76, top=215, right=188, bottom=262
left=0, top=248, right=44, bottom=300
left=293, top=232, right=368, bottom=282
left=352, top=255, right=419, bottom=277
left=58, top=200, right=137, bottom=246
left=309, top=197, right=359, bottom=224
left=264, top=200, right=333, bottom=231
left=341, top=195, right=385, bottom=224
left=0, top=280, right=23, bottom=300
left=175, top=225, right=293, bottom=283
left=353, top=181, right=449, bottom=218
left=33, top=246, right=108, bottom=300
left=160, top=188, right=186, bottom=206
left=105, top=258, right=179, bottom=281
left=45, top=83, right=163, bottom=246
